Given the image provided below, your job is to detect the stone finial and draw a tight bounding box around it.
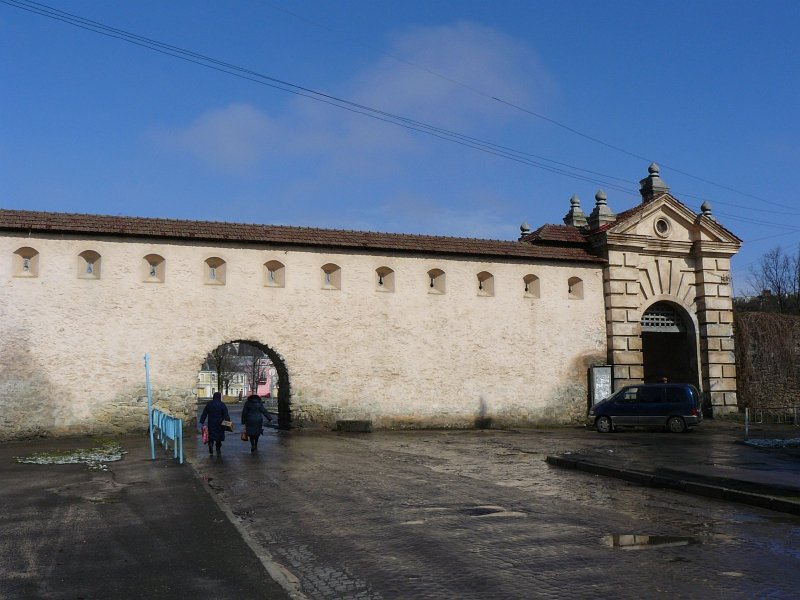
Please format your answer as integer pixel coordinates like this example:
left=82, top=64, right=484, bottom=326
left=588, top=189, right=616, bottom=229
left=562, top=194, right=588, bottom=227
left=639, top=163, right=669, bottom=202
left=518, top=221, right=532, bottom=240
left=700, top=200, right=715, bottom=221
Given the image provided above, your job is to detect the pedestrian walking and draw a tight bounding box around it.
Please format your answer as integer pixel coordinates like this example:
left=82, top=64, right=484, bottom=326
left=241, top=394, right=272, bottom=453
left=200, top=391, right=230, bottom=456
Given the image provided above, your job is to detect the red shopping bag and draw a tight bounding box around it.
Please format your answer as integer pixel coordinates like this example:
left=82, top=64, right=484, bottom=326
left=201, top=425, right=209, bottom=444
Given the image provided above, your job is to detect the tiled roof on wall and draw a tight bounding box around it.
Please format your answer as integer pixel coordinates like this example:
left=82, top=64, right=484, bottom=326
left=0, top=208, right=604, bottom=264
left=520, top=224, right=588, bottom=245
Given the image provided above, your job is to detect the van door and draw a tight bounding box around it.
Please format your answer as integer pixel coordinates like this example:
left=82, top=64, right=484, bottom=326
left=613, top=386, right=643, bottom=426
left=665, top=385, right=696, bottom=419
left=638, top=386, right=668, bottom=426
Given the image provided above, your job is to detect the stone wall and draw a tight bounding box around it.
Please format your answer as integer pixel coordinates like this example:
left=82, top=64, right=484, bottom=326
left=734, top=312, right=800, bottom=408
left=0, top=231, right=607, bottom=440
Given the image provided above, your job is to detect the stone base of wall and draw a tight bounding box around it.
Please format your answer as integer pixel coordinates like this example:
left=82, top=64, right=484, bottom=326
left=0, top=386, right=196, bottom=442
left=711, top=405, right=737, bottom=418
left=291, top=393, right=591, bottom=431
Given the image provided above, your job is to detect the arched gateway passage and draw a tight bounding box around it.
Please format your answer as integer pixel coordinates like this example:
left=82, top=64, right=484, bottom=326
left=641, top=302, right=700, bottom=387
left=197, top=340, right=291, bottom=430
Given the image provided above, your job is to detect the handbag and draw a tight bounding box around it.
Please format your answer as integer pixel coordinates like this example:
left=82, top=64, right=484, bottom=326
left=240, top=431, right=249, bottom=441
left=201, top=425, right=209, bottom=444
left=221, top=420, right=234, bottom=432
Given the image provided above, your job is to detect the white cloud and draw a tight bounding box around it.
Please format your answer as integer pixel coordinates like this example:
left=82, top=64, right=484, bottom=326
left=367, top=190, right=516, bottom=239
left=351, top=21, right=553, bottom=128
left=148, top=103, right=278, bottom=172
left=147, top=22, right=554, bottom=191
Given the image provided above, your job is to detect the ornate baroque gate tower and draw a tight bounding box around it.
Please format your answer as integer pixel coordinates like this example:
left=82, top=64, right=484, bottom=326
left=566, top=165, right=742, bottom=416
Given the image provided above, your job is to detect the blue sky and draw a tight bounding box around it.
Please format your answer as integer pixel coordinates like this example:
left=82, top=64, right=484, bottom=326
left=2, top=0, right=799, bottom=292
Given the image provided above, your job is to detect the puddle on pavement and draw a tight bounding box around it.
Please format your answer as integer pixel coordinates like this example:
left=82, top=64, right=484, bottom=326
left=602, top=534, right=698, bottom=550
left=47, top=479, right=124, bottom=504
left=461, top=505, right=506, bottom=516
left=460, top=505, right=527, bottom=518
left=13, top=441, right=126, bottom=471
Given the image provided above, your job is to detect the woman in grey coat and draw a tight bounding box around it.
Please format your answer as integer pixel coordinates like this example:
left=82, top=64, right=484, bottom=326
left=241, top=394, right=272, bottom=453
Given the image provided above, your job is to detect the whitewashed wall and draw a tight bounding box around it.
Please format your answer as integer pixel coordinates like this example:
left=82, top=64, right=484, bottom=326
left=0, top=232, right=607, bottom=439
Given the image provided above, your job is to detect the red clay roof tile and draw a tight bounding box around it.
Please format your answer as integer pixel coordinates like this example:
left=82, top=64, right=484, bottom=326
left=521, top=224, right=588, bottom=244
left=0, top=208, right=604, bottom=264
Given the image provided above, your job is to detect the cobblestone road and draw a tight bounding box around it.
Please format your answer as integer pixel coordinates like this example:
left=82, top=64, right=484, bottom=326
left=189, top=426, right=800, bottom=599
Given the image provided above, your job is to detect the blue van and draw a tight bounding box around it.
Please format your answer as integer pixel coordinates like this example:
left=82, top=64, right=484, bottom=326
left=588, top=383, right=703, bottom=433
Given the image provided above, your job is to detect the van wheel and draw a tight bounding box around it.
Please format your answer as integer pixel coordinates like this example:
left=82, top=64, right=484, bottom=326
left=596, top=416, right=613, bottom=433
left=667, top=416, right=686, bottom=433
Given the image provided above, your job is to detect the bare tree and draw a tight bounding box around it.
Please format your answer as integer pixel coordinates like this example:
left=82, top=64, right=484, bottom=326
left=748, top=246, right=796, bottom=313
left=244, top=354, right=261, bottom=395
left=234, top=342, right=270, bottom=395
left=205, top=344, right=237, bottom=395
left=793, top=242, right=800, bottom=306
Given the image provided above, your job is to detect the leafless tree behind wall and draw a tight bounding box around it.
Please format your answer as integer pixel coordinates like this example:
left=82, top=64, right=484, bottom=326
left=205, top=344, right=238, bottom=395
left=243, top=351, right=266, bottom=395
left=745, top=245, right=800, bottom=314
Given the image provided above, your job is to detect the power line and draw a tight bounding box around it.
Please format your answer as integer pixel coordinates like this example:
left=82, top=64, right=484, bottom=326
left=9, top=0, right=795, bottom=290
left=5, top=0, right=792, bottom=218
left=716, top=210, right=800, bottom=231
left=2, top=0, right=643, bottom=196
left=259, top=0, right=794, bottom=212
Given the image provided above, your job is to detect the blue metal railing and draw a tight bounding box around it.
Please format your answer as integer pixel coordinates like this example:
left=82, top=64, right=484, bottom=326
left=151, top=408, right=184, bottom=464
left=145, top=353, right=183, bottom=464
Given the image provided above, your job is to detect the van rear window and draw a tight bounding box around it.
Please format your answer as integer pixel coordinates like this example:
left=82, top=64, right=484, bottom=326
left=665, top=387, right=689, bottom=403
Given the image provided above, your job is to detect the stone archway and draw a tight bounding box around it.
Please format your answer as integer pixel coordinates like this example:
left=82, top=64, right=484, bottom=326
left=199, top=339, right=292, bottom=430
left=640, top=301, right=700, bottom=387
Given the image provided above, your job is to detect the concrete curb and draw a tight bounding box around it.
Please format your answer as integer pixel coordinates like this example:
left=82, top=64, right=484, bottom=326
left=546, top=455, right=800, bottom=516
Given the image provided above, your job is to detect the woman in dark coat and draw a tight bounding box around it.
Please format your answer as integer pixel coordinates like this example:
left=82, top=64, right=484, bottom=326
left=241, top=394, right=272, bottom=453
left=200, top=392, right=230, bottom=455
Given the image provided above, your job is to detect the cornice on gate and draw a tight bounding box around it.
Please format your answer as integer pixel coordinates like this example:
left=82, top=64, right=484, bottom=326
left=595, top=192, right=741, bottom=258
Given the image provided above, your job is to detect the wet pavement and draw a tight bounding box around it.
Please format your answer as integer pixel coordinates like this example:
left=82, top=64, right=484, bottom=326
left=189, top=423, right=800, bottom=599
left=547, top=423, right=800, bottom=513
left=3, top=421, right=800, bottom=599
left=0, top=435, right=289, bottom=600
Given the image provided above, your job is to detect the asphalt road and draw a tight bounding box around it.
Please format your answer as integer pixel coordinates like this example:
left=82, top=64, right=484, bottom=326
left=0, top=435, right=289, bottom=600
left=189, top=426, right=800, bottom=599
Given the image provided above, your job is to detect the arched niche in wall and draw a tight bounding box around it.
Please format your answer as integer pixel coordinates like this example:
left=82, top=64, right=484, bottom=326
left=477, top=271, right=494, bottom=297
left=13, top=246, right=39, bottom=277
left=264, top=260, right=285, bottom=288
left=523, top=274, right=540, bottom=298
left=143, top=254, right=165, bottom=283
left=78, top=250, right=101, bottom=279
left=428, top=268, right=445, bottom=294
left=205, top=257, right=226, bottom=285
left=376, top=266, right=395, bottom=292
left=321, top=263, right=341, bottom=290
left=568, top=276, right=583, bottom=300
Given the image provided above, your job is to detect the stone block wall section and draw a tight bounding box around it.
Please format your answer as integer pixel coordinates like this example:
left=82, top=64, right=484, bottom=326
left=597, top=200, right=740, bottom=419
left=580, top=164, right=743, bottom=417
left=604, top=250, right=641, bottom=386
left=734, top=312, right=800, bottom=407
left=695, top=256, right=738, bottom=414
left=603, top=251, right=738, bottom=415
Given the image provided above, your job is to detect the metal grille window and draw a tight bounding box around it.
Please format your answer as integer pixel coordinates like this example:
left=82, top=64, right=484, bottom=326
left=641, top=304, right=686, bottom=333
